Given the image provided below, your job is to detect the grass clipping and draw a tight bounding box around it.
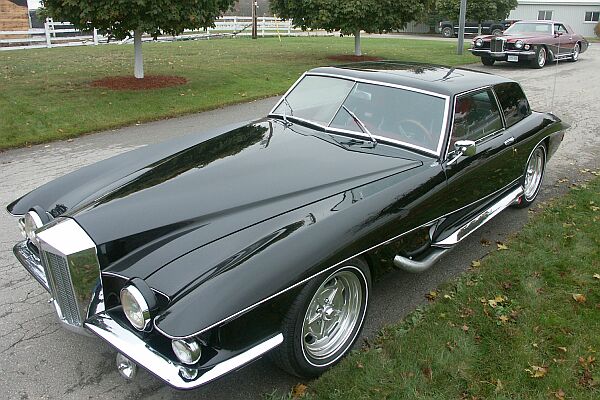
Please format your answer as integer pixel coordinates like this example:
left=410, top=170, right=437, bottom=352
left=300, top=176, right=600, bottom=399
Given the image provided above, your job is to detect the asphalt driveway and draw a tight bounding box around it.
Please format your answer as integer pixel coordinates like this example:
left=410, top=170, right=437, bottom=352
left=0, top=45, right=598, bottom=400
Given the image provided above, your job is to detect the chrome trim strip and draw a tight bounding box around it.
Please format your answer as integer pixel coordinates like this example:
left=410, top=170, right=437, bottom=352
left=154, top=174, right=525, bottom=339
left=434, top=186, right=524, bottom=247
left=13, top=241, right=49, bottom=292
left=469, top=49, right=536, bottom=56
left=86, top=312, right=283, bottom=390
left=269, top=72, right=451, bottom=158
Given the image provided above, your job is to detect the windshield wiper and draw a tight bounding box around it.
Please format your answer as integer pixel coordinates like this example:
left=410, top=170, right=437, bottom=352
left=341, top=105, right=377, bottom=148
left=282, top=98, right=293, bottom=126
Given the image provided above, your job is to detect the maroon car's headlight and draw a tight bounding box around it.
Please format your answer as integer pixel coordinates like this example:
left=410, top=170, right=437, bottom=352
left=515, top=40, right=524, bottom=49
left=475, top=38, right=483, bottom=47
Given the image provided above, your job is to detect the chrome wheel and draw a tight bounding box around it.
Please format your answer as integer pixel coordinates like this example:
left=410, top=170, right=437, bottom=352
left=572, top=43, right=580, bottom=61
left=537, top=47, right=546, bottom=68
left=524, top=146, right=545, bottom=201
left=301, top=270, right=363, bottom=365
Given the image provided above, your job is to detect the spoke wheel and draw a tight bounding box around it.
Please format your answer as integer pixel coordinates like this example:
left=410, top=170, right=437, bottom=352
left=570, top=43, right=580, bottom=62
left=301, top=271, right=362, bottom=363
left=531, top=46, right=546, bottom=69
left=514, top=144, right=546, bottom=208
left=271, top=259, right=370, bottom=378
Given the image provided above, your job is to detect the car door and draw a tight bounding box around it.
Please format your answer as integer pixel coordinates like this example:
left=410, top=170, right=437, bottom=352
left=553, top=23, right=572, bottom=55
left=436, top=87, right=519, bottom=229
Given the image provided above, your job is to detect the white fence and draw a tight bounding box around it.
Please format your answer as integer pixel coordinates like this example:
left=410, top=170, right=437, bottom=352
left=0, top=16, right=323, bottom=51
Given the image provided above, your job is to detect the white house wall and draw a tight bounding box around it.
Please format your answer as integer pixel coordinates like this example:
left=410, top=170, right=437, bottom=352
left=509, top=3, right=600, bottom=36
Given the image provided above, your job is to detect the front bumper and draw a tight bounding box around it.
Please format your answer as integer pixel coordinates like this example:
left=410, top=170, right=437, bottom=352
left=13, top=224, right=284, bottom=389
left=86, top=313, right=283, bottom=389
left=469, top=48, right=536, bottom=61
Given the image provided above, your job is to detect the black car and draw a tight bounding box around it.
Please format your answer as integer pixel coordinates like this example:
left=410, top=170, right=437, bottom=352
left=8, top=62, right=568, bottom=389
left=439, top=19, right=517, bottom=37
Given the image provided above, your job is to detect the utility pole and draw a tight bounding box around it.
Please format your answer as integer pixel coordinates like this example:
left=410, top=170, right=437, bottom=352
left=457, top=0, right=467, bottom=54
left=251, top=0, right=258, bottom=39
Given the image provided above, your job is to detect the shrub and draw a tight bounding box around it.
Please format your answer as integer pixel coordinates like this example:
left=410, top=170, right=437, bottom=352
left=595, top=21, right=600, bottom=37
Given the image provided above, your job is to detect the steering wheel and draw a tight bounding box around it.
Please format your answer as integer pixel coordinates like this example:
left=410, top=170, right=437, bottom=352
left=397, top=119, right=436, bottom=149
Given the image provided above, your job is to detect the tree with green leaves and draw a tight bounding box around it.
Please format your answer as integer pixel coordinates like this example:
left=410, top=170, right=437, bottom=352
left=41, top=0, right=236, bottom=79
left=436, top=0, right=517, bottom=34
left=270, top=0, right=428, bottom=56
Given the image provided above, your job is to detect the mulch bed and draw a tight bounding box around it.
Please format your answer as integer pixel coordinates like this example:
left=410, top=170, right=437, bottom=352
left=90, top=75, right=187, bottom=90
left=326, top=55, right=384, bottom=62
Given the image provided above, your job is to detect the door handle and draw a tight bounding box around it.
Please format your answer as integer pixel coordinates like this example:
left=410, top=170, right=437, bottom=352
left=504, top=137, right=515, bottom=146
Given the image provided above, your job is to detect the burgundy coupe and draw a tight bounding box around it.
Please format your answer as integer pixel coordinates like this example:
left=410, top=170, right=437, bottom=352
left=470, top=20, right=589, bottom=68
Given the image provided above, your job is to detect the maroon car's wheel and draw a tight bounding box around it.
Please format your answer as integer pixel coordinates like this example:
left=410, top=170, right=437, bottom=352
left=531, top=46, right=547, bottom=69
left=481, top=57, right=495, bottom=66
left=271, top=258, right=371, bottom=378
left=513, top=144, right=546, bottom=208
left=570, top=43, right=580, bottom=62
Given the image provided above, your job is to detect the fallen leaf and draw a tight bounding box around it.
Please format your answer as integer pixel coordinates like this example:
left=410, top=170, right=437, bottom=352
left=421, top=366, right=433, bottom=380
left=461, top=325, right=469, bottom=332
left=499, top=315, right=509, bottom=323
left=495, top=379, right=503, bottom=393
left=356, top=362, right=364, bottom=369
left=572, top=293, right=587, bottom=303
left=594, top=274, right=600, bottom=280
left=497, top=242, right=509, bottom=251
left=426, top=291, right=438, bottom=301
left=480, top=238, right=491, bottom=246
left=558, top=347, right=568, bottom=353
left=554, top=388, right=566, bottom=400
left=525, top=365, right=548, bottom=378
left=471, top=260, right=481, bottom=268
left=291, top=383, right=307, bottom=398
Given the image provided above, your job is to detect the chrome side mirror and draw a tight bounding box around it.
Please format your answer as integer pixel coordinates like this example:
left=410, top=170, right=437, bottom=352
left=447, top=140, right=476, bottom=166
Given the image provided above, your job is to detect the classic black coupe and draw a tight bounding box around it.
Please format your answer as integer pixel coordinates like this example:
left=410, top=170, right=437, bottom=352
left=8, top=62, right=568, bottom=389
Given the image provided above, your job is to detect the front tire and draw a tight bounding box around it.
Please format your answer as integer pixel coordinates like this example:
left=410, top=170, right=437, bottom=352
left=513, top=144, right=546, bottom=208
left=569, top=43, right=580, bottom=62
left=481, top=57, right=495, bottom=66
left=530, top=46, right=547, bottom=69
left=272, top=259, right=371, bottom=378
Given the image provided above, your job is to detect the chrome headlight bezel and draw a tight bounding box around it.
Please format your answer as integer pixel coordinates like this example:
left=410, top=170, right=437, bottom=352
left=23, top=210, right=44, bottom=243
left=120, top=285, right=151, bottom=331
left=475, top=38, right=483, bottom=47
left=514, top=40, right=524, bottom=49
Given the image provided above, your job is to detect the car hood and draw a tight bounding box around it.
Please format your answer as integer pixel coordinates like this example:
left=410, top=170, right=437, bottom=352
left=59, top=119, right=422, bottom=278
left=477, top=33, right=550, bottom=41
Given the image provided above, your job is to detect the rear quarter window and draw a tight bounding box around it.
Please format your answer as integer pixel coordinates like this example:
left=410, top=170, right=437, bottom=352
left=493, top=82, right=531, bottom=127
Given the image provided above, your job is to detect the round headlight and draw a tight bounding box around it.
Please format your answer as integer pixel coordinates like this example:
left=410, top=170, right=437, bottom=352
left=515, top=40, right=524, bottom=49
left=120, top=285, right=151, bottom=331
left=172, top=338, right=202, bottom=365
left=23, top=210, right=43, bottom=243
left=475, top=38, right=483, bottom=47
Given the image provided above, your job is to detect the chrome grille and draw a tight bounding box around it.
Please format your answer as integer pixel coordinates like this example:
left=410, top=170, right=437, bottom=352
left=490, top=38, right=504, bottom=52
left=45, top=251, right=81, bottom=326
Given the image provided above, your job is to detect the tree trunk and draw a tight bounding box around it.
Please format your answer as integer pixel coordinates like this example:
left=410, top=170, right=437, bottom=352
left=354, top=30, right=362, bottom=56
left=134, top=29, right=144, bottom=79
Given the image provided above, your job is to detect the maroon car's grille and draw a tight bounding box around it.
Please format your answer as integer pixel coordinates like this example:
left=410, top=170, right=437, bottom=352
left=490, top=38, right=504, bottom=52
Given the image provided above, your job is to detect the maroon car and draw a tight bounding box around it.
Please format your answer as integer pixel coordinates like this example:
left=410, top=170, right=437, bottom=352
left=469, top=20, right=589, bottom=68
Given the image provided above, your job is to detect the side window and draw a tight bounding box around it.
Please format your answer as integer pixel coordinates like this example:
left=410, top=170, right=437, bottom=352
left=493, top=82, right=531, bottom=128
left=554, top=24, right=567, bottom=34
left=451, top=89, right=503, bottom=145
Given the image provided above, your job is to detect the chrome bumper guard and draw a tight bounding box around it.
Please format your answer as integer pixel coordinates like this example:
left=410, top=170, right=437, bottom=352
left=469, top=49, right=536, bottom=58
left=13, top=241, right=50, bottom=292
left=86, top=313, right=283, bottom=389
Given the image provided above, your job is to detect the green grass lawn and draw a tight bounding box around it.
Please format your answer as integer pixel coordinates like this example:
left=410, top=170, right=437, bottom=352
left=270, top=175, right=600, bottom=399
left=0, top=37, right=475, bottom=150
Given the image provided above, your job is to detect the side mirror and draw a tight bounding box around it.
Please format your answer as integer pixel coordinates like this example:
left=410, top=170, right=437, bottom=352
left=447, top=140, right=476, bottom=166
left=455, top=140, right=476, bottom=156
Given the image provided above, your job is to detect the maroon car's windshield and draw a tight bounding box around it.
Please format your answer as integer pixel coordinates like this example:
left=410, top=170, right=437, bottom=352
left=505, top=22, right=552, bottom=35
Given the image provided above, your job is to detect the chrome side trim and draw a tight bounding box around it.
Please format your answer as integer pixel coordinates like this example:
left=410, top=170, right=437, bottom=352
left=469, top=49, right=536, bottom=56
left=155, top=175, right=524, bottom=340
left=434, top=185, right=524, bottom=247
left=85, top=312, right=283, bottom=390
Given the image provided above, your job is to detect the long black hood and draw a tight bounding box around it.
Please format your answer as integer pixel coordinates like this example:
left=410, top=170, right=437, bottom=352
left=9, top=119, right=422, bottom=277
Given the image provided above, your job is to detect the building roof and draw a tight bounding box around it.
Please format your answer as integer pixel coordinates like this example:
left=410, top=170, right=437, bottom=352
left=309, top=62, right=511, bottom=97
left=517, top=0, right=600, bottom=5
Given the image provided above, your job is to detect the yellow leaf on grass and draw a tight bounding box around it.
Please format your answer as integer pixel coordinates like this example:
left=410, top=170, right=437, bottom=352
left=594, top=274, right=600, bottom=280
left=291, top=383, right=307, bottom=398
left=499, top=315, right=509, bottom=323
left=558, top=347, right=567, bottom=353
left=554, top=388, right=566, bottom=399
left=497, top=243, right=509, bottom=251
left=525, top=365, right=548, bottom=378
left=471, top=260, right=481, bottom=268
left=572, top=293, right=587, bottom=303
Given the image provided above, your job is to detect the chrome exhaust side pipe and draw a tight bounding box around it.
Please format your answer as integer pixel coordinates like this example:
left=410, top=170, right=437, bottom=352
left=393, top=247, right=448, bottom=273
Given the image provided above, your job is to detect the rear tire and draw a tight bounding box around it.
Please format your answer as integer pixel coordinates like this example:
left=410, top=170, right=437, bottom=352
left=513, top=144, right=546, bottom=208
left=271, top=258, right=371, bottom=378
left=481, top=57, right=495, bottom=66
left=530, top=46, right=547, bottom=69
left=569, top=43, right=580, bottom=62
left=441, top=27, right=453, bottom=38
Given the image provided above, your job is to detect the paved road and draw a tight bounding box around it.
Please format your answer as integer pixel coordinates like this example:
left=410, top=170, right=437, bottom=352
left=1, top=46, right=599, bottom=400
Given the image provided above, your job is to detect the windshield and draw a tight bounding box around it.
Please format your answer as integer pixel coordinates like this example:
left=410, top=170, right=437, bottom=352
left=505, top=22, right=552, bottom=35
left=271, top=75, right=447, bottom=153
